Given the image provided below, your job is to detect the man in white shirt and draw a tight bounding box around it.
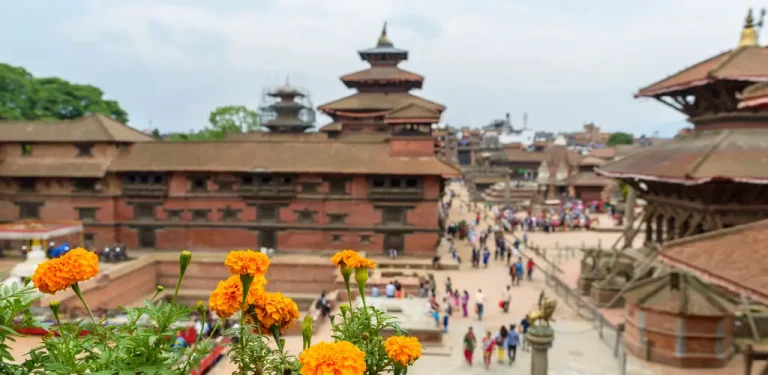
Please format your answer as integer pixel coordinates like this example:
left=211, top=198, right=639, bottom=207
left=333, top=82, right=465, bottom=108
left=475, top=289, right=486, bottom=321
left=385, top=281, right=396, bottom=298
left=501, top=285, right=512, bottom=313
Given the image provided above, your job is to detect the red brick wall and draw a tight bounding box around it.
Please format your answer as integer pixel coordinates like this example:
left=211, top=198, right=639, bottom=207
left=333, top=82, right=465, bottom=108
left=389, top=137, right=437, bottom=158
left=1, top=168, right=442, bottom=254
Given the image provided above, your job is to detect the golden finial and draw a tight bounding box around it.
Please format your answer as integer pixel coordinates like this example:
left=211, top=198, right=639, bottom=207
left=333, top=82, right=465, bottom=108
left=738, top=8, right=765, bottom=47
left=377, top=22, right=393, bottom=47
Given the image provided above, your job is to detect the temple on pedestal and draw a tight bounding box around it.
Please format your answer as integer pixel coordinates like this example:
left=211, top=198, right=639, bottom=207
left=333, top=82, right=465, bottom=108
left=317, top=23, right=445, bottom=136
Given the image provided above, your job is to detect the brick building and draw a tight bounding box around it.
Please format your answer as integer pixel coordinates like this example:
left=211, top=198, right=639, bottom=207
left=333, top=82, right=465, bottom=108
left=0, top=25, right=460, bottom=255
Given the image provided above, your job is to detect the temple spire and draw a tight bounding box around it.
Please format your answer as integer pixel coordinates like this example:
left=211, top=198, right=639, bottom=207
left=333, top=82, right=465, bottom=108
left=377, top=22, right=393, bottom=47
left=738, top=8, right=765, bottom=47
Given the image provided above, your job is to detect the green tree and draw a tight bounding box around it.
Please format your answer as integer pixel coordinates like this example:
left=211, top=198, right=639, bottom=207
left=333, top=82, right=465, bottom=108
left=170, top=105, right=259, bottom=141
left=607, top=132, right=634, bottom=146
left=0, top=63, right=129, bottom=123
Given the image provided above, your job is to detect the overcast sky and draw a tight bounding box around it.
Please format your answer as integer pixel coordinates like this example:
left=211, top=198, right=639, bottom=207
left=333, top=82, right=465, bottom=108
left=1, top=1, right=763, bottom=136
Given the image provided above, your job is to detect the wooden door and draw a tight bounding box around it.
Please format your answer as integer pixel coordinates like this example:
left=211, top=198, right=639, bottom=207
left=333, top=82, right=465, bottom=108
left=260, top=230, right=276, bottom=250
left=383, top=234, right=404, bottom=254
left=137, top=228, right=156, bottom=248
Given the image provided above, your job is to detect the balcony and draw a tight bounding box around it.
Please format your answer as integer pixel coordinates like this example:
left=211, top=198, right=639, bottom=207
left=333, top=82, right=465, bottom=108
left=122, top=184, right=168, bottom=197
left=368, top=187, right=423, bottom=200
left=238, top=185, right=296, bottom=199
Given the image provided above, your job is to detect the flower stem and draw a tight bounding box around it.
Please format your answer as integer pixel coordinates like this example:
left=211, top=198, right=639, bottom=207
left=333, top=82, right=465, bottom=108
left=238, top=274, right=254, bottom=374
left=70, top=283, right=94, bottom=324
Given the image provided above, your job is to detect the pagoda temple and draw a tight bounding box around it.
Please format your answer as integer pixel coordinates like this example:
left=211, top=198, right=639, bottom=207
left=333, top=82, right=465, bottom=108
left=582, top=11, right=768, bottom=370
left=317, top=23, right=445, bottom=135
left=261, top=78, right=315, bottom=133
left=597, top=9, right=768, bottom=243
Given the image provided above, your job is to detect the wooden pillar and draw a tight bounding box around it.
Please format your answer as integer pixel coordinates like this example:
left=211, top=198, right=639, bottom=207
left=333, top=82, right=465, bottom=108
left=666, top=216, right=675, bottom=241
left=655, top=215, right=664, bottom=244
left=623, top=187, right=637, bottom=248
left=679, top=218, right=690, bottom=239
left=645, top=215, right=653, bottom=244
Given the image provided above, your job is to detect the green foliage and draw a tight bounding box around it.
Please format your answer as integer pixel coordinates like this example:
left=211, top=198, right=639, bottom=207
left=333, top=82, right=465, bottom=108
left=0, top=283, right=41, bottom=374
left=227, top=321, right=299, bottom=375
left=0, top=63, right=129, bottom=123
left=607, top=132, right=634, bottom=146
left=331, top=303, right=404, bottom=375
left=618, top=181, right=630, bottom=200
left=169, top=105, right=259, bottom=141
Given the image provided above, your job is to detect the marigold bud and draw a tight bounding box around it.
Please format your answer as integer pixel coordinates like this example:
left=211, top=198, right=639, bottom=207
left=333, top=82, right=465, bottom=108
left=361, top=332, right=370, bottom=341
left=23, top=276, right=32, bottom=286
left=49, top=300, right=61, bottom=323
left=156, top=285, right=165, bottom=292
left=196, top=300, right=205, bottom=315
left=179, top=250, right=192, bottom=276
left=301, top=315, right=313, bottom=350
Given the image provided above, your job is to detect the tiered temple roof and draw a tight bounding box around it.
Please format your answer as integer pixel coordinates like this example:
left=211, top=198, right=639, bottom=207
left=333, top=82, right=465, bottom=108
left=261, top=79, right=314, bottom=133
left=318, top=24, right=445, bottom=133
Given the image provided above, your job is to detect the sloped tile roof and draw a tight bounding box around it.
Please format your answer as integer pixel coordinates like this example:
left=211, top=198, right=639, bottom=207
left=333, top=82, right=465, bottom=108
left=318, top=92, right=445, bottom=113
left=340, top=67, right=423, bottom=83
left=0, top=114, right=154, bottom=143
left=659, top=219, right=768, bottom=305
left=385, top=103, right=441, bottom=120
left=637, top=46, right=768, bottom=97
left=596, top=128, right=768, bottom=183
left=623, top=272, right=733, bottom=316
left=108, top=140, right=460, bottom=177
left=0, top=158, right=110, bottom=177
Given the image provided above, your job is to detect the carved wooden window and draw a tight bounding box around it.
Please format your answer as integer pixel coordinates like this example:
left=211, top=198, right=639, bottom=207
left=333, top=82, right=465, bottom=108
left=165, top=209, right=183, bottom=221
left=17, top=178, right=36, bottom=192
left=360, top=235, right=371, bottom=244
left=382, top=207, right=406, bottom=224
left=134, top=204, right=155, bottom=220
left=217, top=180, right=235, bottom=192
left=327, top=213, right=347, bottom=225
left=331, top=234, right=343, bottom=244
left=76, top=144, right=94, bottom=157
left=372, top=178, right=386, bottom=188
left=405, top=178, right=419, bottom=188
left=190, top=177, right=207, bottom=192
left=83, top=233, right=95, bottom=248
left=74, top=179, right=97, bottom=192
left=257, top=206, right=278, bottom=223
left=191, top=209, right=210, bottom=222
left=295, top=209, right=316, bottom=224
left=328, top=178, right=348, bottom=195
left=301, top=183, right=319, bottom=194
left=219, top=207, right=240, bottom=222
left=76, top=207, right=98, bottom=222
left=125, top=174, right=164, bottom=185
left=18, top=202, right=40, bottom=219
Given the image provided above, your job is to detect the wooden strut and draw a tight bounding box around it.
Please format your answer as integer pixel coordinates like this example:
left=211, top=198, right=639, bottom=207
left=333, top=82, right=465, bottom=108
left=609, top=205, right=647, bottom=252
left=741, top=293, right=762, bottom=343
left=604, top=246, right=662, bottom=309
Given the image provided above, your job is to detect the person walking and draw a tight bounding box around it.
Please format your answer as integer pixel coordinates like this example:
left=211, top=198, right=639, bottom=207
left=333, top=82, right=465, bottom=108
left=463, top=327, right=477, bottom=366
left=501, top=285, right=512, bottom=313
left=445, top=276, right=453, bottom=295
left=452, top=288, right=460, bottom=309
left=520, top=316, right=531, bottom=352
left=482, top=247, right=490, bottom=268
left=475, top=289, right=486, bottom=321
left=442, top=298, right=450, bottom=333
left=461, top=290, right=470, bottom=317
left=506, top=324, right=520, bottom=363
left=510, top=263, right=518, bottom=286
left=515, top=259, right=524, bottom=286
left=527, top=258, right=535, bottom=281
left=495, top=325, right=508, bottom=364
left=481, top=331, right=494, bottom=369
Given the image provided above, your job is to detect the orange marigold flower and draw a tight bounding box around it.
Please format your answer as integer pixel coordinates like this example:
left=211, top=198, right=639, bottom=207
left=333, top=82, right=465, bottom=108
left=331, top=249, right=362, bottom=268
left=384, top=336, right=422, bottom=366
left=224, top=250, right=270, bottom=276
left=299, top=341, right=366, bottom=375
left=58, top=248, right=99, bottom=283
left=32, top=259, right=71, bottom=294
left=208, top=274, right=266, bottom=319
left=251, top=292, right=300, bottom=334
left=348, top=256, right=376, bottom=269
left=32, top=248, right=100, bottom=295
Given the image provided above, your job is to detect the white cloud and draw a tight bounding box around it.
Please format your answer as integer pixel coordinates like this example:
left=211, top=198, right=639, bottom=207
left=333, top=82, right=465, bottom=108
left=25, top=0, right=768, bottom=133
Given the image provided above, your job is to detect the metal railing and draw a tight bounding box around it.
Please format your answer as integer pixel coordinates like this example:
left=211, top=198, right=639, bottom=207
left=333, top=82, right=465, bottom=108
left=544, top=266, right=629, bottom=375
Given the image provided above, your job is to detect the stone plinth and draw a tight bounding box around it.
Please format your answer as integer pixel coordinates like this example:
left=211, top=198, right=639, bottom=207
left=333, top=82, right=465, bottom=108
left=590, top=281, right=623, bottom=307
left=526, top=326, right=554, bottom=375
left=362, top=296, right=443, bottom=344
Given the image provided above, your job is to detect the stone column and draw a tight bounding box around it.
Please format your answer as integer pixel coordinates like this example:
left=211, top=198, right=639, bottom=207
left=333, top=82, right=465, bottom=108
left=527, top=326, right=554, bottom=375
